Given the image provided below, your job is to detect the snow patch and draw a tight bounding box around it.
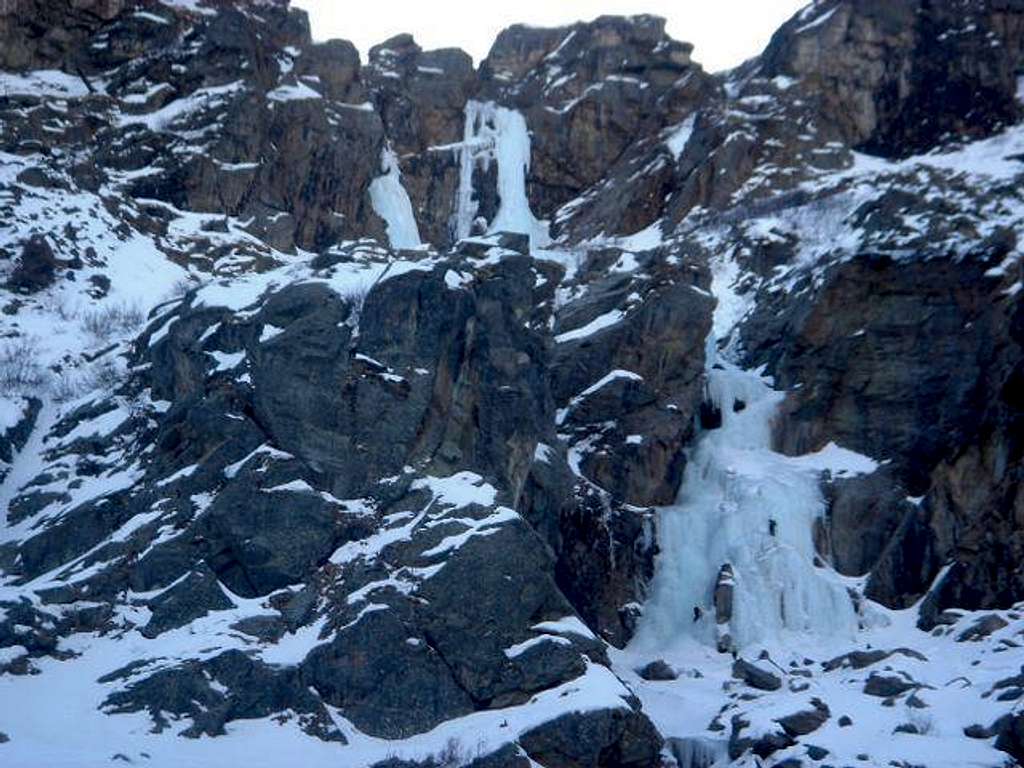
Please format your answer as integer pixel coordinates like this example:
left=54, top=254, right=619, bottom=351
left=412, top=471, right=498, bottom=509
left=555, top=309, right=625, bottom=344
left=503, top=634, right=572, bottom=659
left=0, top=70, right=91, bottom=98
left=795, top=5, right=838, bottom=34
left=267, top=81, right=322, bottom=102
left=665, top=114, right=696, bottom=160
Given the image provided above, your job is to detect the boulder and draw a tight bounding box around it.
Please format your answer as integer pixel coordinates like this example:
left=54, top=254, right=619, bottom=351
left=822, top=647, right=927, bottom=672
left=994, top=712, right=1024, bottom=764
left=519, top=707, right=663, bottom=768
left=957, top=614, right=1010, bottom=642
left=728, top=714, right=794, bottom=761
left=732, top=658, right=782, bottom=692
left=863, top=673, right=917, bottom=698
left=776, top=699, right=831, bottom=737
left=637, top=660, right=677, bottom=681
left=6, top=236, right=60, bottom=294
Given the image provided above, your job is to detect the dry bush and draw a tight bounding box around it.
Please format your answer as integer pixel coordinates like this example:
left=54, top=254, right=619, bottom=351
left=0, top=339, right=46, bottom=394
left=81, top=302, right=145, bottom=340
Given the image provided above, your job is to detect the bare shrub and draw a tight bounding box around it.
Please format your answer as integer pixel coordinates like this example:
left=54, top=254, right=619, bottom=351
left=379, top=738, right=468, bottom=768
left=89, top=359, right=124, bottom=390
left=51, top=371, right=86, bottom=403
left=50, top=355, right=128, bottom=402
left=167, top=277, right=198, bottom=300
left=908, top=709, right=935, bottom=736
left=41, top=292, right=79, bottom=322
left=81, top=302, right=145, bottom=340
left=0, top=339, right=47, bottom=393
left=434, top=738, right=466, bottom=768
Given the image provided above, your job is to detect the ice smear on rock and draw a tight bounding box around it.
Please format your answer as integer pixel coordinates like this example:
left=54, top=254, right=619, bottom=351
left=453, top=101, right=551, bottom=247
left=665, top=114, right=696, bottom=160
left=368, top=147, right=423, bottom=250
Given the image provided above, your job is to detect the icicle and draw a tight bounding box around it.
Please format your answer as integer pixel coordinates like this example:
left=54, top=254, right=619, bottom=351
left=451, top=100, right=550, bottom=247
left=669, top=737, right=728, bottom=768
left=453, top=101, right=484, bottom=242
left=368, top=145, right=422, bottom=250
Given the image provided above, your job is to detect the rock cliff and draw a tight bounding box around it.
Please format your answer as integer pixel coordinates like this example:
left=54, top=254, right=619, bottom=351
left=0, top=1, right=1022, bottom=766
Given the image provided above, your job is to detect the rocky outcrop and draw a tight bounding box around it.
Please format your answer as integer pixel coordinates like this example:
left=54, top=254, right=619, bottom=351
left=0, top=240, right=676, bottom=759
left=364, top=34, right=476, bottom=246
left=550, top=246, right=712, bottom=507
left=518, top=707, right=663, bottom=768
left=742, top=243, right=1024, bottom=619
left=761, top=0, right=1024, bottom=157
left=479, top=15, right=717, bottom=222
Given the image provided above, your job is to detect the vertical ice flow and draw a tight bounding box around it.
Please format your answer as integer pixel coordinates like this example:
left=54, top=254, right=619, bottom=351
left=632, top=254, right=858, bottom=654
left=453, top=101, right=550, bottom=247
left=369, top=146, right=422, bottom=250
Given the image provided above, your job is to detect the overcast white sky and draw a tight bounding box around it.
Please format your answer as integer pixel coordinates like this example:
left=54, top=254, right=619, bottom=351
left=294, top=1, right=809, bottom=73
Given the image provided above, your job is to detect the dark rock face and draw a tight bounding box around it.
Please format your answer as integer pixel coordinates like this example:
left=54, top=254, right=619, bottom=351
left=523, top=461, right=658, bottom=649
left=0, top=241, right=677, bottom=758
left=111, top=252, right=623, bottom=739
left=761, top=0, right=1024, bottom=157
left=550, top=248, right=713, bottom=508
left=747, top=255, right=1009, bottom=490
left=522, top=245, right=713, bottom=648
left=2, top=0, right=382, bottom=255
left=365, top=34, right=476, bottom=247
left=302, top=606, right=475, bottom=738
left=479, top=15, right=717, bottom=222
left=743, top=249, right=1024, bottom=619
left=820, top=468, right=914, bottom=577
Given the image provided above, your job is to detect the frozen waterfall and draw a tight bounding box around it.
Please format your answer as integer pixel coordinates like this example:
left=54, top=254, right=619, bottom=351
left=631, top=258, right=864, bottom=655
left=452, top=101, right=551, bottom=247
left=369, top=146, right=422, bottom=250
